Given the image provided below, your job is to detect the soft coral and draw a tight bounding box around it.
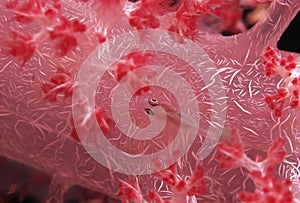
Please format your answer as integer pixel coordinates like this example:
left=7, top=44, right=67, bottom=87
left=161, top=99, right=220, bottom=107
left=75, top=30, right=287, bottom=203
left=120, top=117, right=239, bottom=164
left=5, top=0, right=86, bottom=66
left=262, top=46, right=299, bottom=116
left=41, top=67, right=74, bottom=102
left=215, top=129, right=293, bottom=202
left=118, top=162, right=206, bottom=203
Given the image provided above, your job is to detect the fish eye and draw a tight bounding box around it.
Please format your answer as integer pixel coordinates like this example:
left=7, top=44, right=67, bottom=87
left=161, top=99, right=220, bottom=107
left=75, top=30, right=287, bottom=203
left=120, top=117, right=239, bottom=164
left=148, top=98, right=159, bottom=106
left=145, top=107, right=154, bottom=115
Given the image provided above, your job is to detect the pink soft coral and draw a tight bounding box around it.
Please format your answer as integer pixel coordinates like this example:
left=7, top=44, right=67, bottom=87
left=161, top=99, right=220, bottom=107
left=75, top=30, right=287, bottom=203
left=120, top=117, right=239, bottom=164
left=215, top=129, right=293, bottom=202
left=118, top=162, right=206, bottom=203
left=263, top=46, right=299, bottom=117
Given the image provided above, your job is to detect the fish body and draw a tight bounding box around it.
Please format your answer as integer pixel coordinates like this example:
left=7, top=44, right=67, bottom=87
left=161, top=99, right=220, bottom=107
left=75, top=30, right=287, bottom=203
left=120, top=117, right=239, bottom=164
left=145, top=98, right=198, bottom=129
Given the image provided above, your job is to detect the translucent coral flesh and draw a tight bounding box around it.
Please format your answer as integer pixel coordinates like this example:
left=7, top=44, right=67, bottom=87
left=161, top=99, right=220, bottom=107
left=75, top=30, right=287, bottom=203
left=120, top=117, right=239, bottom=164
left=0, top=0, right=300, bottom=203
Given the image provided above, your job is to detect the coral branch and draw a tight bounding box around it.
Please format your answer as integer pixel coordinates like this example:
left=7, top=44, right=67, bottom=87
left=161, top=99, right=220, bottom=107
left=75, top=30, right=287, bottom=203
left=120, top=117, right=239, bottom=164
left=215, top=129, right=293, bottom=202
left=49, top=18, right=86, bottom=56
left=263, top=46, right=300, bottom=116
left=127, top=0, right=185, bottom=30
left=153, top=163, right=206, bottom=197
left=70, top=106, right=114, bottom=143
left=239, top=171, right=293, bottom=203
left=5, top=31, right=37, bottom=67
left=113, top=51, right=156, bottom=96
left=118, top=162, right=206, bottom=203
left=118, top=179, right=146, bottom=203
left=215, top=129, right=244, bottom=169
left=45, top=174, right=72, bottom=203
left=5, top=0, right=86, bottom=66
left=41, top=67, right=74, bottom=102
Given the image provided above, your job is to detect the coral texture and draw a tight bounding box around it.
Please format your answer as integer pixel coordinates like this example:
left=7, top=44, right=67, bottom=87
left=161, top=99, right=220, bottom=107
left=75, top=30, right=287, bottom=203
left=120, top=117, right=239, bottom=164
left=0, top=0, right=299, bottom=202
